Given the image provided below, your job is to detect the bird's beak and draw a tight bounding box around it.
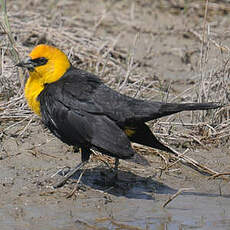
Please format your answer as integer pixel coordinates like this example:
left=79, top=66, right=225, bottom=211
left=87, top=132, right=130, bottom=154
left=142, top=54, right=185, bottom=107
left=15, top=58, right=35, bottom=71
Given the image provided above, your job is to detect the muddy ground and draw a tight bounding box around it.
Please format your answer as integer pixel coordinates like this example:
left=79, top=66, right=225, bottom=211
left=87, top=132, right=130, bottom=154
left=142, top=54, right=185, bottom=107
left=1, top=1, right=230, bottom=229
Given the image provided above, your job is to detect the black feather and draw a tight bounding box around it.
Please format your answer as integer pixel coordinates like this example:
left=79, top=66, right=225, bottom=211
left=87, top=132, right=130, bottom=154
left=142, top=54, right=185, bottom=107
left=38, top=66, right=221, bottom=161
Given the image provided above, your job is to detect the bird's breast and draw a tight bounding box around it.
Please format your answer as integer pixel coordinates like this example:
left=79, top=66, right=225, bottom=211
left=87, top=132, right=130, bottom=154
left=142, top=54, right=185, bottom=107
left=24, top=76, right=44, bottom=116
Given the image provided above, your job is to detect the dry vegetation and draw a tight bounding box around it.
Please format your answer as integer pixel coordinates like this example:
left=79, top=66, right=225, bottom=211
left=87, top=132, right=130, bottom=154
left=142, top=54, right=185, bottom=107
left=0, top=0, right=230, bottom=178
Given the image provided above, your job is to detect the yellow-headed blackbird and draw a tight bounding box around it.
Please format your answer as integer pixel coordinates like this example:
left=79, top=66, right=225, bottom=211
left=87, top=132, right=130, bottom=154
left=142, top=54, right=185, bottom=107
left=16, top=44, right=221, bottom=187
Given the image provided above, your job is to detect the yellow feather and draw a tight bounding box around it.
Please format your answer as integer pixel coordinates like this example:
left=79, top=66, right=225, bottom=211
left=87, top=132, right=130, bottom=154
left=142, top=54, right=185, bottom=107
left=124, top=127, right=136, bottom=137
left=24, top=72, right=43, bottom=115
left=24, top=45, right=71, bottom=115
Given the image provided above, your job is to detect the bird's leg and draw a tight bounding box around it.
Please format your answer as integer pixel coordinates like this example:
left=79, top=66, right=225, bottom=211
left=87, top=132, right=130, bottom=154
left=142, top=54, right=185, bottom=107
left=114, top=157, right=119, bottom=179
left=50, top=166, right=71, bottom=178
left=52, top=161, right=88, bottom=188
left=53, top=147, right=91, bottom=188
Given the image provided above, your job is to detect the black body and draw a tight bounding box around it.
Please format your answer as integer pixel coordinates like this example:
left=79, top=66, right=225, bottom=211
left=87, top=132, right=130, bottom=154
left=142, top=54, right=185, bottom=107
left=38, top=66, right=219, bottom=162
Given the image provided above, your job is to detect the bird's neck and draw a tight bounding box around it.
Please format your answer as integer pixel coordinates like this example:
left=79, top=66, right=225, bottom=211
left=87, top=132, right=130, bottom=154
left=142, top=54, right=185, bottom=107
left=24, top=74, right=44, bottom=116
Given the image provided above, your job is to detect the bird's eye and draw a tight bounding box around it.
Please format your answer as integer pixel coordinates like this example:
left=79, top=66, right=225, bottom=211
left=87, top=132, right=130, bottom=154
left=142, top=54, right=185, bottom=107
left=31, top=57, right=48, bottom=66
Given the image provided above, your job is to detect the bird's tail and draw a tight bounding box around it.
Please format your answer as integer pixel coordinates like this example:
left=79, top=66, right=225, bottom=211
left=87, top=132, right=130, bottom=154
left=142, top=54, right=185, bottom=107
left=156, top=102, right=221, bottom=118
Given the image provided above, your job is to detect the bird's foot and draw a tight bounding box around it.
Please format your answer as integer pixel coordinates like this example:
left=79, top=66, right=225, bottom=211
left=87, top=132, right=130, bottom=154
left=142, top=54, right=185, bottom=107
left=50, top=166, right=71, bottom=178
left=52, top=161, right=87, bottom=188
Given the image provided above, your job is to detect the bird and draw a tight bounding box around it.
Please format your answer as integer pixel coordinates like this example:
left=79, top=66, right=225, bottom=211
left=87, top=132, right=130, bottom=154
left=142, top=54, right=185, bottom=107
left=16, top=44, right=221, bottom=188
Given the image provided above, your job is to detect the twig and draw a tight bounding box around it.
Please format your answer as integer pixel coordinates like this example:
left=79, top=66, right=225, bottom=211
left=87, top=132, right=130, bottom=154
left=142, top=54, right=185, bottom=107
left=27, top=149, right=62, bottom=159
left=166, top=149, right=189, bottom=169
left=0, top=0, right=24, bottom=90
left=119, top=33, right=139, bottom=91
left=160, top=140, right=219, bottom=176
left=18, top=115, right=35, bottom=136
left=66, top=168, right=86, bottom=198
left=74, top=219, right=103, bottom=230
left=162, top=187, right=193, bottom=208
left=189, top=29, right=230, bottom=53
left=209, top=172, right=230, bottom=180
left=0, top=0, right=19, bottom=62
left=200, top=0, right=209, bottom=69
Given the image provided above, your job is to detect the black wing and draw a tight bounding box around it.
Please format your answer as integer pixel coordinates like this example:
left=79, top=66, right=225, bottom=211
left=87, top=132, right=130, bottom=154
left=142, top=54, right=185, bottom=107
left=43, top=67, right=164, bottom=126
left=50, top=67, right=220, bottom=127
left=39, top=66, right=221, bottom=138
left=38, top=74, right=135, bottom=159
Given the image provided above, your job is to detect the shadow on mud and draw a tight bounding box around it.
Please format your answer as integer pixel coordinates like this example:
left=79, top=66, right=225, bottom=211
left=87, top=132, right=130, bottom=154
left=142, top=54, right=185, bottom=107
left=60, top=167, right=176, bottom=200
left=57, top=166, right=230, bottom=200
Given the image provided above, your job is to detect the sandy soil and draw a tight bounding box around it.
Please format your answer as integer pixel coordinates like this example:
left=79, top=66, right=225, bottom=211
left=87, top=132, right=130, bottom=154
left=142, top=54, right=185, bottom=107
left=1, top=1, right=230, bottom=229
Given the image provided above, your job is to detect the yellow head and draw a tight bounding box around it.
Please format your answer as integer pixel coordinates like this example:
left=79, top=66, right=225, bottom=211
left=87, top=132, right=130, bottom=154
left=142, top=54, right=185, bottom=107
left=16, top=44, right=71, bottom=115
left=23, top=44, right=71, bottom=83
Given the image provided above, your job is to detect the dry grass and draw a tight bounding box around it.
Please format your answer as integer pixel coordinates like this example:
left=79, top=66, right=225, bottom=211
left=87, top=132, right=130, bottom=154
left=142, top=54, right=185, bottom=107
left=0, top=0, right=230, bottom=176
